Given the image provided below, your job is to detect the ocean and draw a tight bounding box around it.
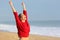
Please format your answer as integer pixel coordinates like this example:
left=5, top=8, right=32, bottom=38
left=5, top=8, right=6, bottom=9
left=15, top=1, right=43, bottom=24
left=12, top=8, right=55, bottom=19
left=0, top=20, right=60, bottom=37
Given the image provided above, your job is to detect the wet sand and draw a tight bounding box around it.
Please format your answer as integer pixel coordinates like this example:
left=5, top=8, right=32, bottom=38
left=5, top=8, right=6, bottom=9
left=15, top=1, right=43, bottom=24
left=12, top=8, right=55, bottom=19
left=0, top=31, right=60, bottom=40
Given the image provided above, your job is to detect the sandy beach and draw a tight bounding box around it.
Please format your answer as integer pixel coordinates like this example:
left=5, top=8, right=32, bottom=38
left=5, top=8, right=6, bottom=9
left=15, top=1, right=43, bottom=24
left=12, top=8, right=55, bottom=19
left=0, top=31, right=60, bottom=40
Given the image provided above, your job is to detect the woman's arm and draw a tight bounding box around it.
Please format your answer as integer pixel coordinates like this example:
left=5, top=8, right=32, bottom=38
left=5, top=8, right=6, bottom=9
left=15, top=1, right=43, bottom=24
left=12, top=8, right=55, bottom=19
left=22, top=2, right=28, bottom=21
left=9, top=0, right=21, bottom=26
left=22, top=2, right=26, bottom=10
left=9, top=0, right=16, bottom=12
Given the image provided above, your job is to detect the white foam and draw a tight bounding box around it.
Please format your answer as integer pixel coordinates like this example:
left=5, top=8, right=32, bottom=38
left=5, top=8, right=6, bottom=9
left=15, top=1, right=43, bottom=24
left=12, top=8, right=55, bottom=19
left=0, top=24, right=60, bottom=37
left=30, top=26, right=60, bottom=37
left=0, top=24, right=17, bottom=32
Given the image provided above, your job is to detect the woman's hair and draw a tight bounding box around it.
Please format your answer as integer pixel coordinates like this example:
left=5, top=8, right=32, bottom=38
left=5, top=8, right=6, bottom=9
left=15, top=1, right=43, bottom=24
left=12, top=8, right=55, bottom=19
left=18, top=13, right=22, bottom=18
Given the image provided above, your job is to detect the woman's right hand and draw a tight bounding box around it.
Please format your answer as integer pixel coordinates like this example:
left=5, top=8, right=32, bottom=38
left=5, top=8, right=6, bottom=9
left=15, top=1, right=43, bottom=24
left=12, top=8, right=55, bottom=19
left=9, top=0, right=12, bottom=5
left=9, top=0, right=17, bottom=12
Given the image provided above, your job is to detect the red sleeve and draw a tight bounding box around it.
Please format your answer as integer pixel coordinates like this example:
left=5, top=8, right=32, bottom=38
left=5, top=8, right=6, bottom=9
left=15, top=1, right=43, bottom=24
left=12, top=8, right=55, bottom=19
left=13, top=12, right=20, bottom=23
left=13, top=12, right=22, bottom=26
left=13, top=12, right=24, bottom=31
left=23, top=10, right=28, bottom=21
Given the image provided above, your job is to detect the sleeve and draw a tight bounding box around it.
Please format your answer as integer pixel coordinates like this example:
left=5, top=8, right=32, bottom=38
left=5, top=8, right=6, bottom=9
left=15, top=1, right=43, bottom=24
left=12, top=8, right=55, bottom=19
left=13, top=12, right=24, bottom=31
left=13, top=12, right=22, bottom=26
left=13, top=12, right=20, bottom=23
left=23, top=10, right=28, bottom=21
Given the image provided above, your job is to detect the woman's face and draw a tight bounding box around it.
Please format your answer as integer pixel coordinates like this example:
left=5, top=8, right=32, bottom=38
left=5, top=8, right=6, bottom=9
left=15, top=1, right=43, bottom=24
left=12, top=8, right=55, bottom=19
left=20, top=14, right=26, bottom=21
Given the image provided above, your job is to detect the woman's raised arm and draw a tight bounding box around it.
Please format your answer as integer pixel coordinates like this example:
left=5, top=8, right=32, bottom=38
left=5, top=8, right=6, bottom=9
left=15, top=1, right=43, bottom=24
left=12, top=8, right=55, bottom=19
left=9, top=0, right=16, bottom=12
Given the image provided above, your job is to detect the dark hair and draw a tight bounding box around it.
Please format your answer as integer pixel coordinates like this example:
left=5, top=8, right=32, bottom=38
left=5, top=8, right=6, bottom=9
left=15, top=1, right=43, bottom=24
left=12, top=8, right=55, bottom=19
left=18, top=14, right=22, bottom=18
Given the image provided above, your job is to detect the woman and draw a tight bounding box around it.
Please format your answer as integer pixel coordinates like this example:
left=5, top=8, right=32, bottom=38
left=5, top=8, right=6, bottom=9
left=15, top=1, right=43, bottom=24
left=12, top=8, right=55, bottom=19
left=9, top=0, right=30, bottom=40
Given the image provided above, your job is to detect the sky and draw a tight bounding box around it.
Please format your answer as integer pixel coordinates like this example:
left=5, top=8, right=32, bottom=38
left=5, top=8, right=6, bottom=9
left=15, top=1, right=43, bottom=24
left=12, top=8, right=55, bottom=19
left=0, top=0, right=60, bottom=23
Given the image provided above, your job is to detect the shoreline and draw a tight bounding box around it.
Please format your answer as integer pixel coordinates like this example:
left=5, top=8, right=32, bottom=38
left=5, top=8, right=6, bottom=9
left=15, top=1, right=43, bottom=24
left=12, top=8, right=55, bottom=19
left=0, top=30, right=60, bottom=38
left=0, top=24, right=60, bottom=37
left=0, top=31, right=60, bottom=40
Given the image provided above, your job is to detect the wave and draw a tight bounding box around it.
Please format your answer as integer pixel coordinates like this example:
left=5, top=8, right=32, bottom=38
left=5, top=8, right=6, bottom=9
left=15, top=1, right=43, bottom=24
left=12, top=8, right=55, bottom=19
left=0, top=24, right=60, bottom=37
left=0, top=24, right=17, bottom=32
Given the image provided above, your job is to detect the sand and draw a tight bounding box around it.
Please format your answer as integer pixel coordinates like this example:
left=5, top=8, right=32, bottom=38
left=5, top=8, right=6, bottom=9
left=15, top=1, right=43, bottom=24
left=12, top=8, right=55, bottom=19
left=0, top=31, right=60, bottom=40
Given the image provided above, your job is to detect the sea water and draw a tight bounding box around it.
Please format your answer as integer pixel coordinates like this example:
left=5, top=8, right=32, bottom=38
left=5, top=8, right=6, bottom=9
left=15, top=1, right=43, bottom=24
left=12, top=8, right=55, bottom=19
left=0, top=20, right=60, bottom=37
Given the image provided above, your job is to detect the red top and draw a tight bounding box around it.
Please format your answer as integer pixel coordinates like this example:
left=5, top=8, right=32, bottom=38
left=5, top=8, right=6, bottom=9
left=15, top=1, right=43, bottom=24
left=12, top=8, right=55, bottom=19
left=13, top=10, right=30, bottom=38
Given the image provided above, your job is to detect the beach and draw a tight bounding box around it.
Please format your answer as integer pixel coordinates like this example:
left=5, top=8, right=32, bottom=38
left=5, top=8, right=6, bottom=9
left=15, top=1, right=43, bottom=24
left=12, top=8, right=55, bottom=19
left=0, top=0, right=60, bottom=40
left=0, top=31, right=60, bottom=40
left=0, top=21, right=60, bottom=40
left=0, top=24, right=60, bottom=37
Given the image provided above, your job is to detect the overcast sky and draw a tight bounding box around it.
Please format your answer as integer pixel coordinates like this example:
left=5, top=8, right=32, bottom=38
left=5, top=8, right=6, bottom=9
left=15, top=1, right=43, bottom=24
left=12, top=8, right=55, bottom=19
left=0, top=0, right=60, bottom=22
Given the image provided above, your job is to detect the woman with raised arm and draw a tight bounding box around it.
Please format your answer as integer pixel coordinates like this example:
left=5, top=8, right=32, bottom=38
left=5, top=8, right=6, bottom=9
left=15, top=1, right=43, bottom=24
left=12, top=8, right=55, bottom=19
left=9, top=0, right=30, bottom=40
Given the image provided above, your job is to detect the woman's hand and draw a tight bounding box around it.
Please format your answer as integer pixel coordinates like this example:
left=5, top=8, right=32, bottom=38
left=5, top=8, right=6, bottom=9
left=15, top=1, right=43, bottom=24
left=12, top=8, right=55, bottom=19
left=21, top=2, right=26, bottom=10
left=9, top=0, right=16, bottom=12
left=9, top=0, right=12, bottom=5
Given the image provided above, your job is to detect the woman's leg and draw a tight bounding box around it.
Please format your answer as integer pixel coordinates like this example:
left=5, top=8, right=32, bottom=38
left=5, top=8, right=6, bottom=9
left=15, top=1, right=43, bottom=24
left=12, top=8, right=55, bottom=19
left=20, top=37, right=29, bottom=40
